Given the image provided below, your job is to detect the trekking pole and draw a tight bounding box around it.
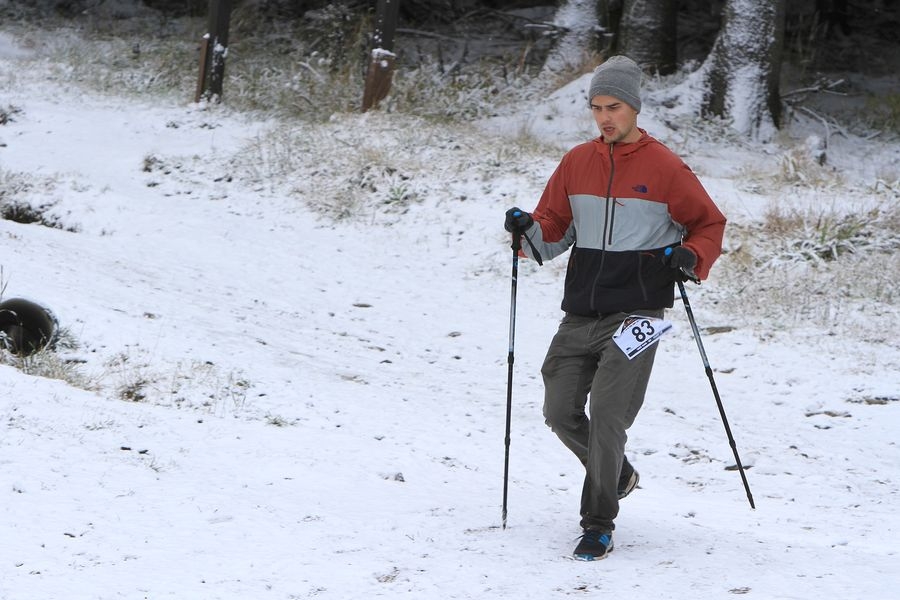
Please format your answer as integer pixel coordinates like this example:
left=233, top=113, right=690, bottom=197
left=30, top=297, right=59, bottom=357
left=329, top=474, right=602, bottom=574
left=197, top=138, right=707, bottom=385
left=670, top=258, right=755, bottom=509
left=501, top=232, right=521, bottom=530
left=502, top=219, right=543, bottom=529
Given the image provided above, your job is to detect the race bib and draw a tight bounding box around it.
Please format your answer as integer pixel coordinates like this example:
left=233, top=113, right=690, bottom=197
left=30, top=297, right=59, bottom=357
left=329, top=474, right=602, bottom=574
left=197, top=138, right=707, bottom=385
left=612, top=315, right=673, bottom=359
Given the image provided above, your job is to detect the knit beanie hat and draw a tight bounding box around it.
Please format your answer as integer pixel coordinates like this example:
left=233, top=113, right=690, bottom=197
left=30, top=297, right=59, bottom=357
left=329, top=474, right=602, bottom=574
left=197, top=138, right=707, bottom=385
left=588, top=56, right=642, bottom=112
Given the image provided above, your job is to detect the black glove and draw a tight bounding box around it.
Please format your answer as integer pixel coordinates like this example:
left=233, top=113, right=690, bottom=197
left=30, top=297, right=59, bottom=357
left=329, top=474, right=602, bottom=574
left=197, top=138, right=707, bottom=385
left=504, top=207, right=534, bottom=233
left=664, top=246, right=697, bottom=271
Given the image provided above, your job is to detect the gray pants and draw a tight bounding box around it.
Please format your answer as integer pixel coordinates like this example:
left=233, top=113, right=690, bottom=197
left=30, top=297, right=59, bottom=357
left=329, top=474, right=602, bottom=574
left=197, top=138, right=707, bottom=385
left=541, top=309, right=663, bottom=532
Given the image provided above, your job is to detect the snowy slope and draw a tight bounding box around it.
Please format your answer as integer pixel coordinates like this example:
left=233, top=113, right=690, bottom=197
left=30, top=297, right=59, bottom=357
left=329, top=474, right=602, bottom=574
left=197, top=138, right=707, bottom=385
left=2, top=27, right=900, bottom=600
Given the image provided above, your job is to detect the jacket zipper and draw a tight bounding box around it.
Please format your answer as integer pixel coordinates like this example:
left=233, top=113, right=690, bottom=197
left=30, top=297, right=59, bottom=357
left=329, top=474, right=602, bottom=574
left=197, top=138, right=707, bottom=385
left=590, top=143, right=617, bottom=313
left=603, top=142, right=616, bottom=249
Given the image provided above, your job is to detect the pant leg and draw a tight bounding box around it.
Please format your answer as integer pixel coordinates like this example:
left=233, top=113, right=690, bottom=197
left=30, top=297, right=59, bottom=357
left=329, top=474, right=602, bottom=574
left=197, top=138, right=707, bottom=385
left=541, top=314, right=598, bottom=466
left=579, top=310, right=663, bottom=532
left=542, top=310, right=662, bottom=532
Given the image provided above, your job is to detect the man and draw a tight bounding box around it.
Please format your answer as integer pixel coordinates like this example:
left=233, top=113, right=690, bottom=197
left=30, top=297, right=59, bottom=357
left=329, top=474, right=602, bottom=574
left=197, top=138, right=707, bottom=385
left=504, top=55, right=726, bottom=561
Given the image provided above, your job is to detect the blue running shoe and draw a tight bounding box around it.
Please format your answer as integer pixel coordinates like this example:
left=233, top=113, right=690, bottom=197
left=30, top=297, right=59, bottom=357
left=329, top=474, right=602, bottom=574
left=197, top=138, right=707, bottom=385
left=573, top=530, right=614, bottom=561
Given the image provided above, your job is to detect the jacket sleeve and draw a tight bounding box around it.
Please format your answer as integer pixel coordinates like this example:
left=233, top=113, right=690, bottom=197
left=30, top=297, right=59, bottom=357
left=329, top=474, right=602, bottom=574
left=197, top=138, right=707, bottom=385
left=522, top=156, right=576, bottom=262
left=667, top=163, right=726, bottom=280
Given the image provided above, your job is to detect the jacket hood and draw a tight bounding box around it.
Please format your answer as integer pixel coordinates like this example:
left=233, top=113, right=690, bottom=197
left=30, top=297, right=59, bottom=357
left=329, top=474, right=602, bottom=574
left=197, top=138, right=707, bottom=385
left=593, top=128, right=653, bottom=157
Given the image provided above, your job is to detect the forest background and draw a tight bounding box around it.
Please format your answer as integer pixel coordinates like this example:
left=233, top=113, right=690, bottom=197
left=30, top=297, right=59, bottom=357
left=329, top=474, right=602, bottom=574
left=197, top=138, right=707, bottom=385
left=4, top=0, right=898, bottom=138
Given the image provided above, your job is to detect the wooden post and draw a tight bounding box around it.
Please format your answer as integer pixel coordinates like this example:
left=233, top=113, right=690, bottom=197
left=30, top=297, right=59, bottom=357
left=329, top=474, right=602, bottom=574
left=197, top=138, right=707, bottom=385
left=195, top=0, right=232, bottom=103
left=194, top=34, right=210, bottom=103
left=362, top=0, right=401, bottom=112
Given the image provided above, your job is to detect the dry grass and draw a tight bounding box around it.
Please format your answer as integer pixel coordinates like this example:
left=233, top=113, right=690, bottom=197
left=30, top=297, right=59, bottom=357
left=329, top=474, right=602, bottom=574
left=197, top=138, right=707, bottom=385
left=713, top=199, right=900, bottom=339
left=102, top=350, right=252, bottom=416
left=0, top=328, right=97, bottom=390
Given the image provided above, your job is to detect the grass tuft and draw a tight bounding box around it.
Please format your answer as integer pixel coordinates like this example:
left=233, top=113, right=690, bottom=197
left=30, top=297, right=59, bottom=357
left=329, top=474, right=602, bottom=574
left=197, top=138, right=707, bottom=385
left=0, top=328, right=97, bottom=390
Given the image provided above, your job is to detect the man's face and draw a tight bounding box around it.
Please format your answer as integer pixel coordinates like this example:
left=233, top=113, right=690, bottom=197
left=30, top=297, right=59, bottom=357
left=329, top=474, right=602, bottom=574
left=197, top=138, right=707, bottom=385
left=589, top=95, right=640, bottom=144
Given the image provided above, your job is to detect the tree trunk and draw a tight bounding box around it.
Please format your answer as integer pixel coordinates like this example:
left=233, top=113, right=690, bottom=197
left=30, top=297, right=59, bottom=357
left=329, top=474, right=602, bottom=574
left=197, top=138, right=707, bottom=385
left=196, top=0, right=232, bottom=103
left=540, top=0, right=601, bottom=76
left=700, top=0, right=786, bottom=140
left=597, top=0, right=625, bottom=54
left=362, top=0, right=401, bottom=112
left=619, top=0, right=677, bottom=74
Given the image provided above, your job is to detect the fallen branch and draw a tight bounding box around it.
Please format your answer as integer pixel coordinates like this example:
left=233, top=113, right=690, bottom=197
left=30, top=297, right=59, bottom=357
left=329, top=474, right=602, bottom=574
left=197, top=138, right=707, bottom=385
left=781, top=78, right=846, bottom=99
left=797, top=105, right=848, bottom=141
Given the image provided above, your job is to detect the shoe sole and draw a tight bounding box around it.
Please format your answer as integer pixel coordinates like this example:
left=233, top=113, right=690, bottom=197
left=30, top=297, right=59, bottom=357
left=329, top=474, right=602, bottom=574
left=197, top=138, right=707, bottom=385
left=617, top=470, right=640, bottom=499
left=573, top=552, right=611, bottom=561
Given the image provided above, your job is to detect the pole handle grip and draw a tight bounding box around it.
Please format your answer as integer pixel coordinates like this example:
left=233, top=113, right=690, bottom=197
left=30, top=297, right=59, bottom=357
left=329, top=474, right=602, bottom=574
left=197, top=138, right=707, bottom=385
left=664, top=247, right=699, bottom=284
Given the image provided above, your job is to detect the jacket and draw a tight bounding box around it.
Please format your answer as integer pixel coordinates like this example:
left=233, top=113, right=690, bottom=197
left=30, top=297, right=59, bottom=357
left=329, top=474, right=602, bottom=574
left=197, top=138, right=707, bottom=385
left=521, top=130, right=726, bottom=316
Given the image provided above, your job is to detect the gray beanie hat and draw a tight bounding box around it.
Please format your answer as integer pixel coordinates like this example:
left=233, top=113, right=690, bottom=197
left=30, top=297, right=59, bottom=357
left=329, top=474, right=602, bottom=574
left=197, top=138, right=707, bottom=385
left=588, top=56, right=642, bottom=112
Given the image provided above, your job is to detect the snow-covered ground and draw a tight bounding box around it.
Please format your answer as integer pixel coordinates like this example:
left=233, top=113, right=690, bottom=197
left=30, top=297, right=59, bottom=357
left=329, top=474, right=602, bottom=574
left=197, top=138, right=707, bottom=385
left=1, top=24, right=899, bottom=599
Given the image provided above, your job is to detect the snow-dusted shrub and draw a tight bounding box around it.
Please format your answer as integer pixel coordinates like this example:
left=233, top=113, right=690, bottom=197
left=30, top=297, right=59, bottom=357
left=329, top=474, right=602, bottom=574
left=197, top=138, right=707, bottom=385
left=713, top=200, right=900, bottom=337
left=735, top=137, right=843, bottom=193
left=865, top=92, right=900, bottom=134
left=1, top=200, right=66, bottom=229
left=776, top=141, right=844, bottom=188
left=761, top=203, right=900, bottom=264
left=0, top=169, right=31, bottom=202
left=103, top=349, right=252, bottom=416
left=383, top=60, right=531, bottom=121
left=0, top=170, right=77, bottom=231
left=0, top=327, right=97, bottom=390
left=0, top=103, right=22, bottom=124
left=233, top=111, right=555, bottom=223
left=239, top=118, right=430, bottom=221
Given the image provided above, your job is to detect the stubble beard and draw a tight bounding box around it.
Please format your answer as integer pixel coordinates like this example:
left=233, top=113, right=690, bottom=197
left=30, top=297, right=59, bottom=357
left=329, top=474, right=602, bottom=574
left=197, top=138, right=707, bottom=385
left=603, top=121, right=637, bottom=144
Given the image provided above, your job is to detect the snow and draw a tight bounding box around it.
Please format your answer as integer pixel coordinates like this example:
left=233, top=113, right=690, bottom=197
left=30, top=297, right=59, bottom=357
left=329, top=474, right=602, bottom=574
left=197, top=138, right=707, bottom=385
left=2, top=25, right=900, bottom=600
left=540, top=0, right=598, bottom=75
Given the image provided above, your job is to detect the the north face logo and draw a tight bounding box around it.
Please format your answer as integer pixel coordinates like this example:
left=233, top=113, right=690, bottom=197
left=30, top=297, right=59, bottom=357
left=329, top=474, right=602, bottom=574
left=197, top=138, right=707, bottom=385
left=632, top=184, right=648, bottom=193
